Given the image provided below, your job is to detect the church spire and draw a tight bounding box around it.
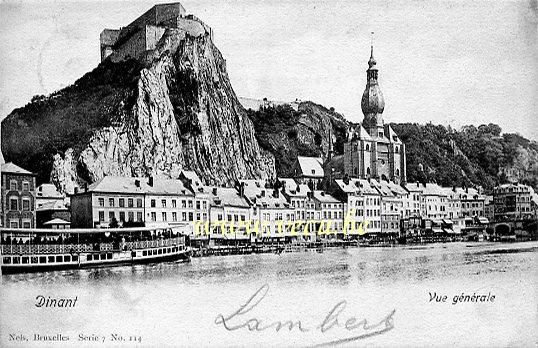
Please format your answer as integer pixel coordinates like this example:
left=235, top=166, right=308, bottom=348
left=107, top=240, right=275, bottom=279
left=368, top=32, right=376, bottom=68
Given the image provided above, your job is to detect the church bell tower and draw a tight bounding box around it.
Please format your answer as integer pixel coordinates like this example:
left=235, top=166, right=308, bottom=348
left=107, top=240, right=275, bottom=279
left=361, top=33, right=385, bottom=138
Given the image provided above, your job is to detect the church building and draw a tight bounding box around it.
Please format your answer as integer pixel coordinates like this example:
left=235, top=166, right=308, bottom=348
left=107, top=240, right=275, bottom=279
left=343, top=44, right=407, bottom=184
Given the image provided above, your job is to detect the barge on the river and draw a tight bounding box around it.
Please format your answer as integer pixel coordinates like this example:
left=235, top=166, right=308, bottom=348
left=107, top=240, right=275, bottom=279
left=0, top=226, right=190, bottom=274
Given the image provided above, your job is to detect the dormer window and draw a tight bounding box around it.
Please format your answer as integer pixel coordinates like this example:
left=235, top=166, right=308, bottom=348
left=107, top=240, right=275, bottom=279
left=311, top=169, right=316, bottom=175
left=379, top=132, right=383, bottom=137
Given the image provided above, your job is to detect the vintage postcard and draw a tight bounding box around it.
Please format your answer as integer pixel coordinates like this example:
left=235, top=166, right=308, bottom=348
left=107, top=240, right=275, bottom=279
left=0, top=0, right=537, bottom=347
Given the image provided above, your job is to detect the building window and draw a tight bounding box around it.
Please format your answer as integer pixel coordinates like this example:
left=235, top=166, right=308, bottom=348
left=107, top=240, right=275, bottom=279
left=119, top=198, right=125, bottom=207
left=23, top=221, right=31, bottom=229
left=98, top=211, right=105, bottom=222
left=151, top=212, right=156, bottom=221
left=151, top=199, right=156, bottom=208
left=128, top=212, right=134, bottom=222
left=98, top=198, right=104, bottom=207
left=128, top=198, right=133, bottom=207
left=162, top=199, right=167, bottom=208
left=109, top=212, right=115, bottom=221
left=137, top=199, right=143, bottom=208
left=10, top=221, right=19, bottom=228
left=196, top=201, right=201, bottom=209
left=203, top=201, right=207, bottom=210
left=182, top=200, right=186, bottom=208
left=10, top=197, right=18, bottom=211
left=188, top=200, right=193, bottom=208
left=182, top=212, right=187, bottom=221
left=10, top=180, right=17, bottom=191
left=365, top=144, right=370, bottom=151
left=22, top=181, right=30, bottom=191
left=189, top=212, right=193, bottom=221
left=162, top=212, right=167, bottom=221
left=109, top=198, right=115, bottom=207
left=22, top=198, right=30, bottom=211
left=119, top=212, right=125, bottom=222
left=172, top=200, right=177, bottom=208
left=172, top=212, right=177, bottom=221
left=137, top=212, right=143, bottom=222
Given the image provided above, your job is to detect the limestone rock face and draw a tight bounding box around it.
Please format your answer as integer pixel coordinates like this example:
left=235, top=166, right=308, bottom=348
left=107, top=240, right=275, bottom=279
left=2, top=27, right=275, bottom=192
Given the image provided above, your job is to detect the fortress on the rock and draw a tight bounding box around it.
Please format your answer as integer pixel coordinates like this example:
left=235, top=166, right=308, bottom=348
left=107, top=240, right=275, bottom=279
left=100, top=2, right=213, bottom=62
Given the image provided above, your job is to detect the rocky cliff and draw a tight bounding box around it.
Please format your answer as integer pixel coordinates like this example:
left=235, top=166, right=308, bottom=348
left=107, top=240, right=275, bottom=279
left=246, top=101, right=348, bottom=177
left=2, top=27, right=274, bottom=193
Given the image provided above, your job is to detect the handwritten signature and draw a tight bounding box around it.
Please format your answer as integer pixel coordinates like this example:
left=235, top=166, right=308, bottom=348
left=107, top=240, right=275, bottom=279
left=215, top=284, right=395, bottom=346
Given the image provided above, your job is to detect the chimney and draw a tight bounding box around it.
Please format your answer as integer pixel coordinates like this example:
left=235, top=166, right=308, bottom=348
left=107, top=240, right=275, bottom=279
left=452, top=185, right=456, bottom=192
left=239, top=182, right=245, bottom=197
left=148, top=176, right=154, bottom=187
left=465, top=187, right=469, bottom=194
left=416, top=182, right=419, bottom=188
left=212, top=187, right=217, bottom=196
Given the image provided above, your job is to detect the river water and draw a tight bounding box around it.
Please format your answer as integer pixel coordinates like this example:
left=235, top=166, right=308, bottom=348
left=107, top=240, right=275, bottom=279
left=1, top=241, right=537, bottom=347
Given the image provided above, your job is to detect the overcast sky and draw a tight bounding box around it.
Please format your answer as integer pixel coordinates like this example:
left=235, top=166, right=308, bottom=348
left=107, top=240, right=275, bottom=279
left=1, top=0, right=536, bottom=139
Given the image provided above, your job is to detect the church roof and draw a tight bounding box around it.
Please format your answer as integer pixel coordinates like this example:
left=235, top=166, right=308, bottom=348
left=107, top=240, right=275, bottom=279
left=384, top=125, right=402, bottom=143
left=349, top=124, right=373, bottom=141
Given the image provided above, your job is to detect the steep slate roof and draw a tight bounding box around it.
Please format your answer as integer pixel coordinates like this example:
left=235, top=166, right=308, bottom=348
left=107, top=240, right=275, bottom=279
left=253, top=193, right=290, bottom=209
left=405, top=182, right=426, bottom=193
left=86, top=176, right=192, bottom=196
left=296, top=156, right=324, bottom=178
left=278, top=178, right=311, bottom=198
left=1, top=162, right=34, bottom=175
left=421, top=183, right=447, bottom=196
left=209, top=187, right=250, bottom=208
left=312, top=191, right=341, bottom=203
left=334, top=178, right=379, bottom=195
left=180, top=170, right=203, bottom=187
left=386, top=181, right=407, bottom=196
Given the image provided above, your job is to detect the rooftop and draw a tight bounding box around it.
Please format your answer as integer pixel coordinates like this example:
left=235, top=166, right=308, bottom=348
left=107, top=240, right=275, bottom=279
left=1, top=162, right=34, bottom=175
left=296, top=156, right=324, bottom=178
left=84, top=176, right=192, bottom=196
left=209, top=187, right=250, bottom=208
left=37, top=183, right=63, bottom=198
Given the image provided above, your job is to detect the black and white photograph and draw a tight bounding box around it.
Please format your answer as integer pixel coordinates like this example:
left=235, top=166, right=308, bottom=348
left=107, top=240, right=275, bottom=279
left=0, top=0, right=537, bottom=346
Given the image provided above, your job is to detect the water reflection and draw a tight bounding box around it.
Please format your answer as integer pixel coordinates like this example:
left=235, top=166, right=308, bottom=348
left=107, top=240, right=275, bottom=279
left=2, top=242, right=537, bottom=287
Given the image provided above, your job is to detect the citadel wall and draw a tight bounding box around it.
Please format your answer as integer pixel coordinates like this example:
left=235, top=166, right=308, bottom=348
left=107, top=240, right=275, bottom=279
left=100, top=3, right=213, bottom=63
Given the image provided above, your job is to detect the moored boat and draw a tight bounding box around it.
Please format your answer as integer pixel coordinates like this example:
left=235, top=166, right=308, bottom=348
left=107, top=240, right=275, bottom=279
left=0, top=226, right=190, bottom=274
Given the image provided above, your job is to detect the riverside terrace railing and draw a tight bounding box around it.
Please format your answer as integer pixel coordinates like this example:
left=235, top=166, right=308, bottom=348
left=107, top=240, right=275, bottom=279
left=1, top=237, right=185, bottom=255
